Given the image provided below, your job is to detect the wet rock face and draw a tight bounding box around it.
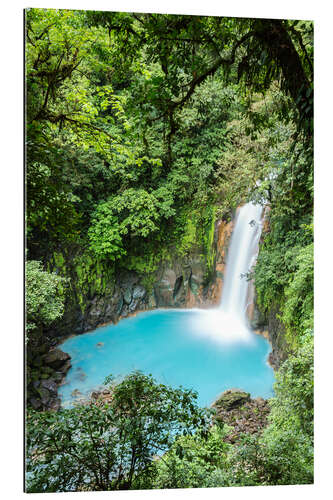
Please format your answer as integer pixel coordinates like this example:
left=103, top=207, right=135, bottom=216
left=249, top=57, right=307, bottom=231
left=123, top=288, right=132, bottom=305
left=46, top=216, right=236, bottom=342
left=189, top=262, right=204, bottom=295
left=251, top=205, right=288, bottom=369
left=249, top=299, right=267, bottom=330
left=206, top=219, right=234, bottom=305
left=266, top=305, right=289, bottom=370
left=250, top=296, right=289, bottom=371
left=154, top=268, right=177, bottom=306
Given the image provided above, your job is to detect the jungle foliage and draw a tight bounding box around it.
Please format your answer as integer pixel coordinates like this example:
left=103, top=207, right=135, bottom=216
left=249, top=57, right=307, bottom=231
left=26, top=9, right=313, bottom=265
left=25, top=260, right=68, bottom=338
left=26, top=372, right=212, bottom=492
left=25, top=8, right=313, bottom=492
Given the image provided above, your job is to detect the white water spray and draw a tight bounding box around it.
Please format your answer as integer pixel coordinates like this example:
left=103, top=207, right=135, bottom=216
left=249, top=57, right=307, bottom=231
left=191, top=202, right=263, bottom=344
left=220, top=203, right=263, bottom=318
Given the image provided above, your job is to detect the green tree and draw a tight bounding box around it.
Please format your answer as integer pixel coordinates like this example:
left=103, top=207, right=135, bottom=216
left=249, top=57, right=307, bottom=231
left=26, top=371, right=211, bottom=492
left=25, top=260, right=68, bottom=339
left=88, top=187, right=175, bottom=260
left=153, top=424, right=231, bottom=489
left=229, top=337, right=313, bottom=486
left=282, top=241, right=314, bottom=341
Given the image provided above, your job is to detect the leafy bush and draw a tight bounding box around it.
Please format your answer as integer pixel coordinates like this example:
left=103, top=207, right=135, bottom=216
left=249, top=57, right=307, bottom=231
left=282, top=242, right=314, bottom=340
left=229, top=337, right=313, bottom=486
left=88, top=188, right=175, bottom=260
left=254, top=216, right=313, bottom=345
left=153, top=424, right=231, bottom=489
left=26, top=371, right=211, bottom=492
left=25, top=260, right=68, bottom=338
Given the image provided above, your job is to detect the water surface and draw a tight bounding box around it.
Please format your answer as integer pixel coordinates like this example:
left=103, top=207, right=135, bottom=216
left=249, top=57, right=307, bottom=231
left=59, top=308, right=274, bottom=408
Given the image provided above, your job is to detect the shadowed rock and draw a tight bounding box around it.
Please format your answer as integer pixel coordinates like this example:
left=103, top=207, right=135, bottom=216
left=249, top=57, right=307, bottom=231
left=43, top=349, right=71, bottom=370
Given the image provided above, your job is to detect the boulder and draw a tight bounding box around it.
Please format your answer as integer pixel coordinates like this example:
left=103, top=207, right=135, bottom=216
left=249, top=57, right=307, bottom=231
left=212, top=392, right=270, bottom=443
left=29, top=397, right=42, bottom=410
left=48, top=397, right=61, bottom=411
left=43, top=349, right=71, bottom=370
left=213, top=388, right=251, bottom=411
left=40, top=379, right=58, bottom=395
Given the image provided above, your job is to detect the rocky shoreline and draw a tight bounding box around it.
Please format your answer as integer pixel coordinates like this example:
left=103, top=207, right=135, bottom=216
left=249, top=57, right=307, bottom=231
left=27, top=348, right=72, bottom=411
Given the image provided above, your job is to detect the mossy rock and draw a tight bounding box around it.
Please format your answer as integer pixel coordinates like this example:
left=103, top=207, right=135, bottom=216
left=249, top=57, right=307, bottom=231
left=37, top=343, right=49, bottom=356
left=30, top=370, right=40, bottom=382
left=43, top=348, right=71, bottom=369
left=41, top=366, right=54, bottom=375
left=32, top=356, right=43, bottom=368
left=53, top=372, right=64, bottom=383
left=29, top=397, right=42, bottom=410
left=213, top=388, right=251, bottom=411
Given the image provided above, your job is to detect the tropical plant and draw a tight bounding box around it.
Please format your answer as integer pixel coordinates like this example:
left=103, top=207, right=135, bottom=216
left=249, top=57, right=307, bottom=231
left=26, top=371, right=211, bottom=492
left=25, top=260, right=68, bottom=338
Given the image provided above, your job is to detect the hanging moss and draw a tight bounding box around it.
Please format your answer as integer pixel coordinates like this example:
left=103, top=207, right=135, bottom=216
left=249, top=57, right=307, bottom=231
left=200, top=205, right=217, bottom=284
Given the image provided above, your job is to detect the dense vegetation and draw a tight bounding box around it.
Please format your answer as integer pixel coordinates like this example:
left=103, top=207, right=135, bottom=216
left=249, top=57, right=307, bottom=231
left=25, top=8, right=313, bottom=492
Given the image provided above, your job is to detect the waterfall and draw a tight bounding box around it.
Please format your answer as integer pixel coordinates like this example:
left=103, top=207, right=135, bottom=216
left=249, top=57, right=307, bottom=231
left=191, top=202, right=263, bottom=344
left=219, top=202, right=263, bottom=320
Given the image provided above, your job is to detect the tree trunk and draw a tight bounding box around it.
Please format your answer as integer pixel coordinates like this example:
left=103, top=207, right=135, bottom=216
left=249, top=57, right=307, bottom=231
left=253, top=19, right=313, bottom=130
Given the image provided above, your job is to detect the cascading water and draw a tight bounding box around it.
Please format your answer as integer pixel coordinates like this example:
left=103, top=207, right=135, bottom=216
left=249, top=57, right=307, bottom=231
left=192, top=202, right=263, bottom=343
left=220, top=202, right=263, bottom=317
left=59, top=201, right=273, bottom=408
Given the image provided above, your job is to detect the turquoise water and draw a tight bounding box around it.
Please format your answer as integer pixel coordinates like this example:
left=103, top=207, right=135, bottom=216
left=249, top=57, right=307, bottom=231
left=59, top=308, right=274, bottom=408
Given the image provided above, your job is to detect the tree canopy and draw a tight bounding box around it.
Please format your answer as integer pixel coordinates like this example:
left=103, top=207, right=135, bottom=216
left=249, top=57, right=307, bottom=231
left=26, top=9, right=313, bottom=268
